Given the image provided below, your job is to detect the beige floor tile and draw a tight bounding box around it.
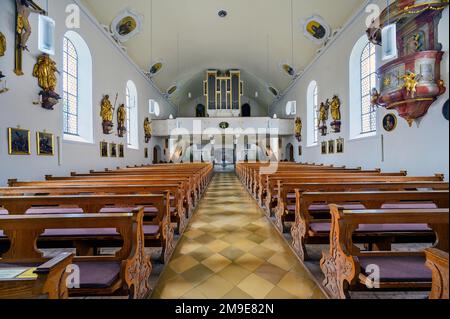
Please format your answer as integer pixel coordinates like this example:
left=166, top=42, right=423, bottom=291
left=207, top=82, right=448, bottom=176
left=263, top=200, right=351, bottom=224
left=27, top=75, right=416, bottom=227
left=265, top=286, right=297, bottom=299
left=277, top=271, right=317, bottom=299
left=158, top=275, right=194, bottom=299
left=177, top=240, right=203, bottom=255
left=254, top=262, right=288, bottom=285
left=267, top=252, right=297, bottom=271
left=201, top=253, right=232, bottom=273
left=169, top=255, right=199, bottom=274
left=196, top=275, right=234, bottom=299
left=206, top=239, right=230, bottom=252
left=217, top=264, right=251, bottom=285
left=233, top=239, right=258, bottom=252
left=237, top=274, right=275, bottom=299
left=184, top=229, right=206, bottom=240
left=223, top=287, right=253, bottom=299
left=181, top=264, right=215, bottom=286
left=250, top=245, right=276, bottom=260
left=234, top=253, right=265, bottom=272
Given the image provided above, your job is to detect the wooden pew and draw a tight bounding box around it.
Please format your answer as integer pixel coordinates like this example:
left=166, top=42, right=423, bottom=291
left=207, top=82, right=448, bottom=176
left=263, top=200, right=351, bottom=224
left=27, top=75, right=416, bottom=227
left=4, top=182, right=190, bottom=234
left=320, top=205, right=449, bottom=299
left=425, top=248, right=449, bottom=299
left=264, top=175, right=445, bottom=217
left=291, top=190, right=449, bottom=260
left=0, top=193, right=175, bottom=264
left=275, top=181, right=449, bottom=232
left=0, top=184, right=189, bottom=235
left=0, top=252, right=73, bottom=299
left=0, top=208, right=152, bottom=299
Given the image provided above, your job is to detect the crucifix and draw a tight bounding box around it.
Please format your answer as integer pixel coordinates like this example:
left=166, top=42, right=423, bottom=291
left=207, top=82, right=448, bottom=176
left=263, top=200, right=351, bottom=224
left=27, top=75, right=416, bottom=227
left=15, top=0, right=46, bottom=76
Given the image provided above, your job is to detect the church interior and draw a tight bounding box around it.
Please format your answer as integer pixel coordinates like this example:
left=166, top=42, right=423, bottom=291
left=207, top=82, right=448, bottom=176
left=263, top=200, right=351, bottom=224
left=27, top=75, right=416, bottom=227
left=0, top=0, right=449, bottom=302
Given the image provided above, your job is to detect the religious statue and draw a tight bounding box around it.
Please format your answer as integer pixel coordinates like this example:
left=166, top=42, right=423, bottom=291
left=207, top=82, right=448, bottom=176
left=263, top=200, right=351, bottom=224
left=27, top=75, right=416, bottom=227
left=370, top=88, right=381, bottom=108
left=294, top=117, right=302, bottom=142
left=117, top=103, right=127, bottom=138
left=32, top=54, right=61, bottom=110
left=144, top=117, right=152, bottom=143
left=15, top=0, right=46, bottom=75
left=100, top=94, right=115, bottom=134
left=400, top=71, right=421, bottom=98
left=0, top=71, right=9, bottom=94
left=0, top=32, right=6, bottom=57
left=318, top=101, right=329, bottom=136
left=329, top=95, right=342, bottom=133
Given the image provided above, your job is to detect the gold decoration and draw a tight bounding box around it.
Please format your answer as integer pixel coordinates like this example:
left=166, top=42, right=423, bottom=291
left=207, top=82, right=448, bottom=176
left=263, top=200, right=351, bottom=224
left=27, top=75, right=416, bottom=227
left=330, top=95, right=341, bottom=122
left=144, top=117, right=152, bottom=143
left=117, top=103, right=127, bottom=138
left=32, top=54, right=61, bottom=110
left=33, top=54, right=58, bottom=91
left=400, top=71, right=420, bottom=98
left=100, top=94, right=115, bottom=134
left=294, top=117, right=302, bottom=142
left=0, top=32, right=6, bottom=57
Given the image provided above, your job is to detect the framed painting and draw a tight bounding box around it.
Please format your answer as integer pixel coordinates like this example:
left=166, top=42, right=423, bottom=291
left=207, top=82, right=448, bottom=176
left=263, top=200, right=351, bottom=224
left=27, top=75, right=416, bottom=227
left=321, top=141, right=327, bottom=155
left=383, top=113, right=398, bottom=132
left=144, top=147, right=149, bottom=159
left=100, top=141, right=108, bottom=158
left=36, top=131, right=54, bottom=156
left=8, top=128, right=31, bottom=155
left=336, top=138, right=344, bottom=154
left=110, top=143, right=117, bottom=158
left=298, top=145, right=302, bottom=157
left=328, top=140, right=335, bottom=154
left=118, top=144, right=124, bottom=158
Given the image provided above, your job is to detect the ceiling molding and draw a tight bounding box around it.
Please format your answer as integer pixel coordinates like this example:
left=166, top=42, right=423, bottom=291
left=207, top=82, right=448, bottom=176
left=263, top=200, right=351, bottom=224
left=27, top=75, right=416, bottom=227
left=270, top=0, right=373, bottom=110
left=72, top=0, right=178, bottom=114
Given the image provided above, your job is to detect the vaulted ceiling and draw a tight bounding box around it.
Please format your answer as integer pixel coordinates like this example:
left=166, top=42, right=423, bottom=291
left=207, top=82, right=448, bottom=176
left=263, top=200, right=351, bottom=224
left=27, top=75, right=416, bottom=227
left=81, top=0, right=364, bottom=108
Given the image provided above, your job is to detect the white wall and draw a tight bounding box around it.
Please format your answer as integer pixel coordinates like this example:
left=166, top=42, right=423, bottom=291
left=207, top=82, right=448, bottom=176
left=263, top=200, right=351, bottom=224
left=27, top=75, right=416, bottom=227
left=270, top=3, right=449, bottom=179
left=0, top=0, right=176, bottom=185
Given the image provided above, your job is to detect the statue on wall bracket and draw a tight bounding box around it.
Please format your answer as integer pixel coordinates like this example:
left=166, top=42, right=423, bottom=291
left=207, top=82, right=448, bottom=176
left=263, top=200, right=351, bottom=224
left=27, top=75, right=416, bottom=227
left=318, top=101, right=329, bottom=136
left=329, top=95, right=342, bottom=133
left=0, top=32, right=8, bottom=94
left=15, top=0, right=46, bottom=76
left=144, top=117, right=152, bottom=143
left=117, top=103, right=127, bottom=138
left=32, top=54, right=61, bottom=110
left=294, top=117, right=302, bottom=142
left=100, top=94, right=116, bottom=135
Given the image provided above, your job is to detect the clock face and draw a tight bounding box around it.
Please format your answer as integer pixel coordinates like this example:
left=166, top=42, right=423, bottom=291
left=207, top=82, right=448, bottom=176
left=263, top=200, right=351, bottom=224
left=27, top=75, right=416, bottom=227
left=219, top=122, right=230, bottom=129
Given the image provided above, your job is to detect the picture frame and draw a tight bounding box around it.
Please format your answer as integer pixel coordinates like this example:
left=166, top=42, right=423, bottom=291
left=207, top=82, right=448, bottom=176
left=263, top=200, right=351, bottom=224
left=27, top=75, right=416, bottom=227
left=110, top=9, right=144, bottom=43
left=100, top=141, right=108, bottom=158
left=321, top=141, right=327, bottom=155
left=298, top=145, right=302, bottom=157
left=118, top=144, right=124, bottom=158
left=328, top=140, right=335, bottom=154
left=383, top=113, right=398, bottom=132
left=336, top=138, right=344, bottom=154
left=110, top=143, right=117, bottom=158
left=144, top=147, right=149, bottom=159
left=8, top=128, right=31, bottom=155
left=36, top=131, right=54, bottom=156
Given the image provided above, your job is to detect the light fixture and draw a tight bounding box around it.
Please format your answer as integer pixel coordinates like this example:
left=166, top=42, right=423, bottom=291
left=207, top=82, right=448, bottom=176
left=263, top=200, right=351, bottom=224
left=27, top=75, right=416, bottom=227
left=167, top=84, right=177, bottom=95
left=149, top=61, right=163, bottom=76
left=188, top=92, right=192, bottom=99
left=267, top=85, right=279, bottom=97
left=255, top=91, right=259, bottom=99
left=218, top=10, right=228, bottom=18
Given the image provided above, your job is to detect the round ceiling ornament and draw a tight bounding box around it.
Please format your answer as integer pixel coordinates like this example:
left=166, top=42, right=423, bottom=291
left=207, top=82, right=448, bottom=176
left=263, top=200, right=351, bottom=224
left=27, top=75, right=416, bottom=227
left=110, top=9, right=144, bottom=43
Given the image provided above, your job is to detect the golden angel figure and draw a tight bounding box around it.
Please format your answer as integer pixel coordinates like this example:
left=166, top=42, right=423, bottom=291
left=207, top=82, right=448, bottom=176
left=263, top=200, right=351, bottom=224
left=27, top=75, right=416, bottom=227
left=330, top=95, right=341, bottom=121
left=144, top=117, right=152, bottom=143
left=117, top=104, right=127, bottom=137
left=33, top=54, right=58, bottom=91
left=401, top=71, right=420, bottom=98
left=100, top=95, right=114, bottom=122
left=0, top=32, right=6, bottom=57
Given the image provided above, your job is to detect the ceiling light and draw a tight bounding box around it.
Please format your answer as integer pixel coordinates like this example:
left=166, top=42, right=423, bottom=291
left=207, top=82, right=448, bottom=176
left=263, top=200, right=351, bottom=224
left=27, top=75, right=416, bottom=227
left=267, top=85, right=279, bottom=97
left=255, top=91, right=259, bottom=98
left=218, top=10, right=228, bottom=18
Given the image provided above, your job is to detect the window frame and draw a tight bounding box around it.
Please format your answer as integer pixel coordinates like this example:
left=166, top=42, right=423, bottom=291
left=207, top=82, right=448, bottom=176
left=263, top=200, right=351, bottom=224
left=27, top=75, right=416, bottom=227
left=359, top=42, right=377, bottom=135
left=62, top=36, right=79, bottom=136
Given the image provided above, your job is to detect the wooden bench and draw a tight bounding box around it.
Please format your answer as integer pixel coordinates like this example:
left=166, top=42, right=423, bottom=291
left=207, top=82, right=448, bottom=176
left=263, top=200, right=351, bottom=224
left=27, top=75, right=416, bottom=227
left=0, top=252, right=73, bottom=299
left=290, top=190, right=449, bottom=260
left=320, top=205, right=449, bottom=299
left=425, top=248, right=449, bottom=299
left=0, top=193, right=175, bottom=264
left=0, top=208, right=152, bottom=299
left=4, top=182, right=190, bottom=234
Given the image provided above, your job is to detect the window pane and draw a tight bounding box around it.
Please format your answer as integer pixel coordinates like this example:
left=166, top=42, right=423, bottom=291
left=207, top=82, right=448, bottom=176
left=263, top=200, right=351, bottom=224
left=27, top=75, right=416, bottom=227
left=63, top=36, right=79, bottom=136
left=360, top=42, right=377, bottom=134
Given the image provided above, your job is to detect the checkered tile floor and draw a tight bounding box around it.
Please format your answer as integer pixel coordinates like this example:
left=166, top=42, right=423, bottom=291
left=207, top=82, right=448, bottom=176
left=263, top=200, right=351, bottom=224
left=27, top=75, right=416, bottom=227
left=152, top=173, right=325, bottom=299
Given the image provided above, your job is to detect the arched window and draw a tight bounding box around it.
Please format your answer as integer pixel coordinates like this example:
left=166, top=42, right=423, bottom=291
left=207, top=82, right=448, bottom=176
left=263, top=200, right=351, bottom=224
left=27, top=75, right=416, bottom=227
left=126, top=81, right=139, bottom=149
left=307, top=81, right=319, bottom=146
left=350, top=35, right=378, bottom=139
left=63, top=37, right=78, bottom=135
left=62, top=31, right=93, bottom=143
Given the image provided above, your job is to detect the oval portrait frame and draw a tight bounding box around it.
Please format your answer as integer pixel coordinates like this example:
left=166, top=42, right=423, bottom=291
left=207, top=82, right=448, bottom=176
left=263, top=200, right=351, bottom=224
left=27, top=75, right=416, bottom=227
left=302, top=15, right=332, bottom=45
left=383, top=113, right=398, bottom=132
left=111, top=9, right=144, bottom=43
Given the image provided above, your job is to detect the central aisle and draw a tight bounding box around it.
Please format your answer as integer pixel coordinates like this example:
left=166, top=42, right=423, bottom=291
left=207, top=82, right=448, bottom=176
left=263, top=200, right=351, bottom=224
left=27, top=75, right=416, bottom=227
left=152, top=173, right=325, bottom=299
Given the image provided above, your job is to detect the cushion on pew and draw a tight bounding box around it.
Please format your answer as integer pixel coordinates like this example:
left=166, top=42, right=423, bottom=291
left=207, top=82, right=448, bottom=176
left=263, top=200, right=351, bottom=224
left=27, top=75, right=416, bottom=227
left=42, top=228, right=119, bottom=237
left=309, top=222, right=431, bottom=233
left=0, top=209, right=7, bottom=215
left=74, top=261, right=121, bottom=289
left=143, top=224, right=160, bottom=236
left=358, top=255, right=432, bottom=282
left=287, top=204, right=366, bottom=212
left=381, top=203, right=438, bottom=209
